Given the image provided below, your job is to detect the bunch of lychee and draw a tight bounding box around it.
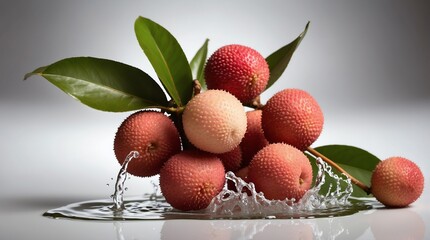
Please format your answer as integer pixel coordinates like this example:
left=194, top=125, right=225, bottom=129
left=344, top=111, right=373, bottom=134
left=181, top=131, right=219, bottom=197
left=113, top=44, right=424, bottom=211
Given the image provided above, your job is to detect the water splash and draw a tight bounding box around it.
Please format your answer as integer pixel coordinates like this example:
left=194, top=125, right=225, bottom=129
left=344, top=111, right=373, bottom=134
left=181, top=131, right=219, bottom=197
left=149, top=177, right=162, bottom=200
left=207, top=157, right=353, bottom=218
left=43, top=153, right=374, bottom=221
left=111, top=151, right=139, bottom=211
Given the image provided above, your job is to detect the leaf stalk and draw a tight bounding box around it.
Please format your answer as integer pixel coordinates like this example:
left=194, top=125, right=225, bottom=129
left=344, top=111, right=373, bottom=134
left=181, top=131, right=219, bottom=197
left=307, top=147, right=372, bottom=194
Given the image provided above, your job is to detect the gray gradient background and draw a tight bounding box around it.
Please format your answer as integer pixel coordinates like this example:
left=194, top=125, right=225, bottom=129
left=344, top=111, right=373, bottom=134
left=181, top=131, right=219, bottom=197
left=1, top=1, right=429, bottom=239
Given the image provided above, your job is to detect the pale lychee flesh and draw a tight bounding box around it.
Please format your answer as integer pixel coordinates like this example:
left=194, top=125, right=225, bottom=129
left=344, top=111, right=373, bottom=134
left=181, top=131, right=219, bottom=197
left=248, top=143, right=313, bottom=201
left=159, top=150, right=225, bottom=211
left=114, top=111, right=181, bottom=177
left=182, top=90, right=247, bottom=154
left=262, top=89, right=324, bottom=151
left=371, top=157, right=424, bottom=208
left=205, top=44, right=270, bottom=104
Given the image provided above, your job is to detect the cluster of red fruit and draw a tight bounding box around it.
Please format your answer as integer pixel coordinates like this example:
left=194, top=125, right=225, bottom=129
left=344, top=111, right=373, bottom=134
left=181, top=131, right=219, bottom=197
left=113, top=45, right=424, bottom=211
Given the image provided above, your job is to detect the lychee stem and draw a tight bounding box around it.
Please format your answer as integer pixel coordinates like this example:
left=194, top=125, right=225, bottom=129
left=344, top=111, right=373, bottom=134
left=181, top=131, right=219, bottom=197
left=158, top=106, right=183, bottom=114
left=246, top=95, right=264, bottom=109
left=306, top=147, right=371, bottom=194
left=193, top=79, right=202, bottom=96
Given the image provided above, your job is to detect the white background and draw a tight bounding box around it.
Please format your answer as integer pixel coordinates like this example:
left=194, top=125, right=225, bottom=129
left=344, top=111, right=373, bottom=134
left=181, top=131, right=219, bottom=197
left=1, top=1, right=429, bottom=239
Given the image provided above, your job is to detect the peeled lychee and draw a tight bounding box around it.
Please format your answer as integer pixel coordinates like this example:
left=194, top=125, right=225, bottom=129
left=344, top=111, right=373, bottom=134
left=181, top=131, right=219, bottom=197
left=204, top=44, right=270, bottom=104
left=262, top=89, right=324, bottom=150
left=159, top=150, right=225, bottom=211
left=217, top=146, right=242, bottom=172
left=248, top=143, right=313, bottom=201
left=113, top=111, right=181, bottom=177
left=371, top=157, right=424, bottom=207
left=240, top=110, right=269, bottom=167
left=182, top=90, right=247, bottom=154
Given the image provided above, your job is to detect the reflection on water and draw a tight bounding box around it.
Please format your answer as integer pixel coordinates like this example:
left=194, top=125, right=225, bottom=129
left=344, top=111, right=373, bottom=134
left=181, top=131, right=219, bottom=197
left=112, top=207, right=425, bottom=240
left=370, top=205, right=425, bottom=240
left=113, top=222, right=126, bottom=240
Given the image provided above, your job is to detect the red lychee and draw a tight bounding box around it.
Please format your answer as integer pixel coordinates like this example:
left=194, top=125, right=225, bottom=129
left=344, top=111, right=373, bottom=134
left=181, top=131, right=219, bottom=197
left=371, top=157, right=424, bottom=207
left=248, top=143, right=313, bottom=201
left=240, top=110, right=269, bottom=167
left=159, top=150, right=226, bottom=211
left=262, top=88, right=324, bottom=150
left=217, top=146, right=242, bottom=172
left=114, top=111, right=181, bottom=177
left=204, top=44, right=270, bottom=104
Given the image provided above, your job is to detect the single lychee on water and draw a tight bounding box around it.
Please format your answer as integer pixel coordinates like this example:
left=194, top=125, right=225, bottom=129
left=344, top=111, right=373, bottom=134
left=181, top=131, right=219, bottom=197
left=371, top=157, right=424, bottom=207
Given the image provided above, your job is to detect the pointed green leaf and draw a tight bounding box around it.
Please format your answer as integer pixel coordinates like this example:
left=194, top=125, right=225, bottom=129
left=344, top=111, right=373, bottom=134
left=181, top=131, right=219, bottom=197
left=306, top=145, right=381, bottom=198
left=265, top=22, right=309, bottom=91
left=24, top=66, right=47, bottom=80
left=190, top=39, right=209, bottom=90
left=24, top=57, right=168, bottom=112
left=134, top=16, right=193, bottom=106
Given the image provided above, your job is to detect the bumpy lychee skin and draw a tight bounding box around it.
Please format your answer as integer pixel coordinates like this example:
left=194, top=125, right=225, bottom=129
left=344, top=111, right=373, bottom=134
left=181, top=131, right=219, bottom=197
left=248, top=143, right=313, bottom=201
left=114, top=111, right=181, bottom=177
left=240, top=110, right=269, bottom=167
left=182, top=90, right=247, bottom=154
left=159, top=150, right=226, bottom=211
left=217, top=146, right=242, bottom=172
left=262, top=89, right=324, bottom=151
left=371, top=157, right=424, bottom=208
left=204, top=44, right=270, bottom=104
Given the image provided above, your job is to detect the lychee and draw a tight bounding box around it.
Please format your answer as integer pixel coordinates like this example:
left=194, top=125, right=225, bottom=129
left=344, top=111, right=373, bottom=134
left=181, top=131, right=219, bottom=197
left=204, top=44, right=270, bottom=104
left=159, top=150, right=226, bottom=211
left=262, top=88, right=324, bottom=150
left=182, top=90, right=247, bottom=154
left=217, top=146, right=242, bottom=172
left=113, top=111, right=181, bottom=177
left=371, top=157, right=424, bottom=207
left=240, top=110, right=269, bottom=167
left=248, top=143, right=313, bottom=201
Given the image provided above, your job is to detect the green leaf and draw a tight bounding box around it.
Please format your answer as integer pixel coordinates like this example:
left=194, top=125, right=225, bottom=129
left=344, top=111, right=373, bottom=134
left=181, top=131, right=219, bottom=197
left=24, top=57, right=168, bottom=112
left=265, top=21, right=309, bottom=91
left=306, top=145, right=381, bottom=198
left=190, top=39, right=209, bottom=90
left=134, top=16, right=193, bottom=106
